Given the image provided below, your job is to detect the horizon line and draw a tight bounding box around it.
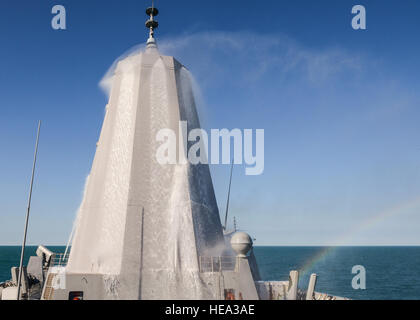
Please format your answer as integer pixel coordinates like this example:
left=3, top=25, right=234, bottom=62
left=1, top=244, right=420, bottom=247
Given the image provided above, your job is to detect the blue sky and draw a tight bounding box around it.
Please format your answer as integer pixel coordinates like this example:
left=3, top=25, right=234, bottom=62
left=0, top=0, right=419, bottom=245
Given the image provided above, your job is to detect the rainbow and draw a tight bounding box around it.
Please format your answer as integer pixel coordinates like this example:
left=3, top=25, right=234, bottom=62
left=299, top=195, right=420, bottom=276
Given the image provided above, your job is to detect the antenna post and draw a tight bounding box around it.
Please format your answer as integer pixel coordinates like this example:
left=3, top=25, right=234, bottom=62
left=145, top=3, right=159, bottom=49
left=17, top=120, right=41, bottom=300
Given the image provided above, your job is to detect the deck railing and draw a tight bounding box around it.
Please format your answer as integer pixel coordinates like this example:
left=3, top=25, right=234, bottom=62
left=50, top=253, right=70, bottom=267
left=199, top=256, right=238, bottom=273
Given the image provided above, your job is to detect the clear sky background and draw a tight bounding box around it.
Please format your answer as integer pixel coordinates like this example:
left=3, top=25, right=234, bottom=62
left=0, top=0, right=419, bottom=245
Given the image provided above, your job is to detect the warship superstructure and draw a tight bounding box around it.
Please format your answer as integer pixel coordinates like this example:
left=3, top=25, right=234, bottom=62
left=0, top=6, right=347, bottom=301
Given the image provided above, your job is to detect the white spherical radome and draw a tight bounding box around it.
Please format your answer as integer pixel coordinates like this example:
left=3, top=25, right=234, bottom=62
left=230, top=232, right=253, bottom=258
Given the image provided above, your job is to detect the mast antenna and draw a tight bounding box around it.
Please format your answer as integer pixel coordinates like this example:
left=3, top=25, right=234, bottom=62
left=145, top=1, right=159, bottom=48
left=17, top=120, right=41, bottom=300
left=223, top=161, right=234, bottom=230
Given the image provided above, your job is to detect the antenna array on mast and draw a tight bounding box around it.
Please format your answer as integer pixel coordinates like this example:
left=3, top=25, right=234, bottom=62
left=145, top=1, right=159, bottom=46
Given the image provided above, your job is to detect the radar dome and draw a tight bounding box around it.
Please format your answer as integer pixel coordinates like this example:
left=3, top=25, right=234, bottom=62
left=230, top=232, right=253, bottom=258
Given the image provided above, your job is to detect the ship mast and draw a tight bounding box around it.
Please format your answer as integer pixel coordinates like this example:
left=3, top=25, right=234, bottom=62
left=17, top=121, right=41, bottom=300
left=224, top=161, right=234, bottom=230
left=145, top=1, right=159, bottom=50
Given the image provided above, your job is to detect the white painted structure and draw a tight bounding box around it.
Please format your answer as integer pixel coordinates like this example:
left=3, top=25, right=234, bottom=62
left=46, top=7, right=261, bottom=300
left=65, top=43, right=230, bottom=300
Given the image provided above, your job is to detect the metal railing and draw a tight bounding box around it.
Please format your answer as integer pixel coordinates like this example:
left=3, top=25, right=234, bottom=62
left=199, top=256, right=238, bottom=273
left=50, top=253, right=70, bottom=267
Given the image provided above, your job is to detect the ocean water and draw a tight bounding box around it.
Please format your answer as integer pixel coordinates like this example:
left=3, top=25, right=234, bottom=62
left=254, top=246, right=420, bottom=300
left=0, top=246, right=65, bottom=282
left=1, top=246, right=419, bottom=300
